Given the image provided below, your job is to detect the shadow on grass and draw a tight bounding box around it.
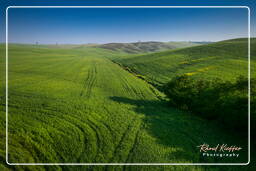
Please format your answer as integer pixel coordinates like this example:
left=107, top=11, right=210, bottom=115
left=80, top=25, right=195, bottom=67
left=109, top=96, right=248, bottom=163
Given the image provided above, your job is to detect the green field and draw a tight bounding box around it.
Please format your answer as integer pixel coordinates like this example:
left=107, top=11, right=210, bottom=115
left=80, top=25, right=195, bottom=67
left=0, top=39, right=253, bottom=170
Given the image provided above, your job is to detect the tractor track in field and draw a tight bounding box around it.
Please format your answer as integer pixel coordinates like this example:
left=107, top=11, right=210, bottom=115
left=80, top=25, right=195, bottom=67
left=80, top=62, right=97, bottom=98
left=60, top=115, right=90, bottom=161
left=119, top=72, right=149, bottom=105
left=102, top=106, right=117, bottom=136
left=25, top=109, right=86, bottom=161
left=24, top=106, right=104, bottom=162
left=108, top=116, right=140, bottom=163
left=109, top=59, right=150, bottom=101
left=122, top=76, right=139, bottom=98
left=53, top=112, right=109, bottom=162
left=62, top=114, right=100, bottom=162
left=31, top=108, right=96, bottom=162
left=83, top=118, right=101, bottom=161
left=116, top=68, right=144, bottom=100
left=56, top=110, right=114, bottom=162
left=104, top=60, right=151, bottom=163
left=124, top=122, right=143, bottom=164
left=107, top=59, right=138, bottom=98
left=110, top=59, right=163, bottom=100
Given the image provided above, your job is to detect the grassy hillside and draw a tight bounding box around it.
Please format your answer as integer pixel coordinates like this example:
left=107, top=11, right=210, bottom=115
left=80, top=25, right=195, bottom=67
left=116, top=38, right=255, bottom=86
left=0, top=43, right=249, bottom=170
left=98, top=41, right=201, bottom=54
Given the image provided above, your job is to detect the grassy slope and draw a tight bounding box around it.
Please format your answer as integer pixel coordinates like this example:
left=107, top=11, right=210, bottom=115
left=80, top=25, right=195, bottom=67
left=0, top=43, right=250, bottom=170
left=116, top=38, right=256, bottom=86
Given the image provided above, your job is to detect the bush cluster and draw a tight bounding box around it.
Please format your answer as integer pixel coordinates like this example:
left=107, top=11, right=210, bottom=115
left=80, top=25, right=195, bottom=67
left=163, top=75, right=255, bottom=134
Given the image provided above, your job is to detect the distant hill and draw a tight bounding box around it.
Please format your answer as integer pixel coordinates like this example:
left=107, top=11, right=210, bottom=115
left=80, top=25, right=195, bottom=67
left=98, top=41, right=203, bottom=53
left=116, top=38, right=256, bottom=85
left=5, top=41, right=207, bottom=53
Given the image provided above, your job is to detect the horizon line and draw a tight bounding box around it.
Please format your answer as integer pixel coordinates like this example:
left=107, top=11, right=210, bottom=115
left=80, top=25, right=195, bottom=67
left=1, top=40, right=215, bottom=45
left=3, top=37, right=255, bottom=45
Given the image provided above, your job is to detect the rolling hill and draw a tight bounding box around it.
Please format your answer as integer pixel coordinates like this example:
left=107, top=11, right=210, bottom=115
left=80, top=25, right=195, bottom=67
left=98, top=41, right=202, bottom=54
left=116, top=38, right=255, bottom=86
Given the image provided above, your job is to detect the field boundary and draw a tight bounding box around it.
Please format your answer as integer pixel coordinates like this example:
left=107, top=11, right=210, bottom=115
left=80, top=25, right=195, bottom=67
left=5, top=6, right=251, bottom=166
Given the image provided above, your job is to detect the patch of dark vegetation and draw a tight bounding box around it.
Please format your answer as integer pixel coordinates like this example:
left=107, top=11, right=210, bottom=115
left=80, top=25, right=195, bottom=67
left=163, top=75, right=255, bottom=136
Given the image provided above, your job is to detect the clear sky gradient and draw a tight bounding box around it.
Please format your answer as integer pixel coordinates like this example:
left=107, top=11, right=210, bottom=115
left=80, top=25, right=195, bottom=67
left=1, top=0, right=255, bottom=44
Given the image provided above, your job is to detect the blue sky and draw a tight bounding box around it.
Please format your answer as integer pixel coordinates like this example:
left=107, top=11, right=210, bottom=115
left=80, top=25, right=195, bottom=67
left=0, top=0, right=255, bottom=44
